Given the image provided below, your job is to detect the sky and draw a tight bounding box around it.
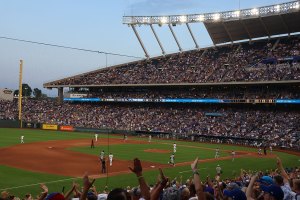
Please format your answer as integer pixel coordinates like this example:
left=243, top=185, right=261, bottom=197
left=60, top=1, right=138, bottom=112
left=0, top=0, right=292, bottom=96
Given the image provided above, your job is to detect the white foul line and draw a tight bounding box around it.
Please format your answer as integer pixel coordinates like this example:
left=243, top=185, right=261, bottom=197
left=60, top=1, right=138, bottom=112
left=179, top=168, right=207, bottom=174
left=0, top=177, right=80, bottom=191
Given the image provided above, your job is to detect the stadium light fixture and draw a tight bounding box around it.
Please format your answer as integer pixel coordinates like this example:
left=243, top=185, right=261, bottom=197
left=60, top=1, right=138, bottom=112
left=160, top=17, right=168, bottom=24
left=180, top=15, right=187, bottom=23
left=234, top=10, right=240, bottom=17
left=198, top=15, right=205, bottom=22
left=123, top=1, right=300, bottom=25
left=251, top=8, right=259, bottom=15
left=213, top=13, right=221, bottom=21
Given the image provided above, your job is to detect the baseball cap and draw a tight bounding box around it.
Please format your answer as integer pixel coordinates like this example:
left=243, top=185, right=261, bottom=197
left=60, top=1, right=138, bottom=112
left=97, top=193, right=107, bottom=200
left=204, top=186, right=214, bottom=195
left=227, top=182, right=240, bottom=190
left=258, top=176, right=274, bottom=185
left=87, top=192, right=97, bottom=200
left=45, top=193, right=65, bottom=200
left=162, top=187, right=180, bottom=200
left=223, top=189, right=246, bottom=200
left=260, top=184, right=284, bottom=200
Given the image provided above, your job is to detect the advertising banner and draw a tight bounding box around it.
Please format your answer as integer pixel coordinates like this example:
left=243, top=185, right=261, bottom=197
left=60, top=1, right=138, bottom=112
left=0, top=88, right=14, bottom=101
left=42, top=124, right=58, bottom=130
left=60, top=125, right=74, bottom=131
left=23, top=122, right=40, bottom=129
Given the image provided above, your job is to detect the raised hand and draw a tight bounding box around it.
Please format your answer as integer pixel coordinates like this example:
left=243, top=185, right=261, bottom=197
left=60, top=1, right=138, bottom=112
left=158, top=168, right=169, bottom=186
left=40, top=183, right=48, bottom=194
left=128, top=158, right=143, bottom=176
left=191, top=157, right=199, bottom=171
left=83, top=172, right=96, bottom=191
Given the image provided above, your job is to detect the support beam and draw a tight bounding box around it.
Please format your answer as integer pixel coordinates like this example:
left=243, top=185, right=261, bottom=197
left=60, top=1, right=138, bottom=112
left=168, top=24, right=183, bottom=52
left=240, top=20, right=252, bottom=41
left=222, top=22, right=234, bottom=44
left=150, top=24, right=165, bottom=55
left=203, top=23, right=216, bottom=46
left=186, top=23, right=199, bottom=49
left=259, top=17, right=271, bottom=38
left=279, top=15, right=290, bottom=36
left=58, top=87, right=63, bottom=104
left=131, top=25, right=150, bottom=58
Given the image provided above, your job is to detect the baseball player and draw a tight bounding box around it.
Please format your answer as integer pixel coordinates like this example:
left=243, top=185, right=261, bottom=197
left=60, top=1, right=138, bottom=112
left=91, top=139, right=95, bottom=148
left=231, top=151, right=236, bottom=161
left=123, top=134, right=128, bottom=142
left=168, top=153, right=175, bottom=166
left=148, top=135, right=152, bottom=142
left=95, top=133, right=98, bottom=142
left=269, top=145, right=273, bottom=154
left=173, top=142, right=177, bottom=153
left=100, top=150, right=105, bottom=161
left=101, top=158, right=106, bottom=174
left=258, top=148, right=262, bottom=155
left=216, top=164, right=222, bottom=175
left=109, top=153, right=113, bottom=166
left=215, top=148, right=220, bottom=159
left=20, top=135, right=24, bottom=144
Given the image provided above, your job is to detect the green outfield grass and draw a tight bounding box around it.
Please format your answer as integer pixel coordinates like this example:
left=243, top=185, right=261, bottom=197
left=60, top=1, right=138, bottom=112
left=0, top=128, right=299, bottom=197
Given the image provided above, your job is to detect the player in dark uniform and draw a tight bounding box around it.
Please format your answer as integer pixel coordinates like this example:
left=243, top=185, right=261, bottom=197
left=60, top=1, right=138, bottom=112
left=101, top=158, right=106, bottom=174
left=91, top=139, right=95, bottom=148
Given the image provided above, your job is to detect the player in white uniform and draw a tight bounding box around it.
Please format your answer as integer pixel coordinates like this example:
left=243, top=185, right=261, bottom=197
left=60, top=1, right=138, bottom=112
left=95, top=133, right=98, bottom=142
left=148, top=135, right=152, bottom=142
left=168, top=153, right=175, bottom=166
left=173, top=143, right=177, bottom=153
left=231, top=151, right=235, bottom=161
left=100, top=150, right=105, bottom=161
left=20, top=135, right=24, bottom=143
left=258, top=148, right=262, bottom=155
left=216, top=164, right=222, bottom=175
left=215, top=148, right=220, bottom=159
left=269, top=146, right=273, bottom=154
left=109, top=153, right=113, bottom=166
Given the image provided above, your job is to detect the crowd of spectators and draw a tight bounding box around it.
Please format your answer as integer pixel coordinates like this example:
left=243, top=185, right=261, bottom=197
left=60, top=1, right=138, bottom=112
left=0, top=99, right=299, bottom=149
left=82, top=86, right=299, bottom=100
left=1, top=157, right=300, bottom=200
left=46, top=36, right=300, bottom=86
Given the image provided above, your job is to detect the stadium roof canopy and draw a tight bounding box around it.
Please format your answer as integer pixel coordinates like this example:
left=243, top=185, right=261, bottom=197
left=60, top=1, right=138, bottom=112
left=123, top=1, right=300, bottom=54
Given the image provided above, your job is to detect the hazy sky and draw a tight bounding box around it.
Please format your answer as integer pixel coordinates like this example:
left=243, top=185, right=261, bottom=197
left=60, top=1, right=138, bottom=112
left=0, top=0, right=291, bottom=96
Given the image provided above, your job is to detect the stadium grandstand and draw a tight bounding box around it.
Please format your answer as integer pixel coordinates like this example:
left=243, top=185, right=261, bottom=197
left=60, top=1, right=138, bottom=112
left=1, top=2, right=300, bottom=200
left=0, top=0, right=285, bottom=150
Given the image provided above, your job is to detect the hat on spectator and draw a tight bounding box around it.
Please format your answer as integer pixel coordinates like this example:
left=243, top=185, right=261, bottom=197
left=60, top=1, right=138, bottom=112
left=260, top=184, right=284, bottom=200
left=258, top=176, right=274, bottom=185
left=45, top=193, right=65, bottom=200
left=87, top=192, right=97, bottom=200
left=204, top=186, right=214, bottom=195
left=162, top=187, right=180, bottom=200
left=97, top=193, right=107, bottom=200
left=227, top=182, right=240, bottom=190
left=223, top=188, right=246, bottom=200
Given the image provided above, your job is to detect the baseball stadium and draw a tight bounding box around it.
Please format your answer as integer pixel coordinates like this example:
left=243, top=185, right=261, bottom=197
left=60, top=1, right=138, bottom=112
left=1, top=1, right=300, bottom=200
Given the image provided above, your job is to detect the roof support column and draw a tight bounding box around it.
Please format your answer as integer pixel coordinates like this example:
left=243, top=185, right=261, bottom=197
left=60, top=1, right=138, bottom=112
left=203, top=23, right=216, bottom=46
left=131, top=25, right=150, bottom=58
left=150, top=24, right=165, bottom=55
left=240, top=20, right=252, bottom=41
left=168, top=24, right=183, bottom=52
left=279, top=15, right=290, bottom=36
left=259, top=17, right=270, bottom=39
left=58, top=87, right=63, bottom=104
left=186, top=23, right=199, bottom=49
left=222, top=22, right=234, bottom=44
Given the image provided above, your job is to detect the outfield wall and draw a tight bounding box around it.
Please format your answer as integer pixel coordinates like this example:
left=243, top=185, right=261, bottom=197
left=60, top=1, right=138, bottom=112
left=0, top=120, right=20, bottom=128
